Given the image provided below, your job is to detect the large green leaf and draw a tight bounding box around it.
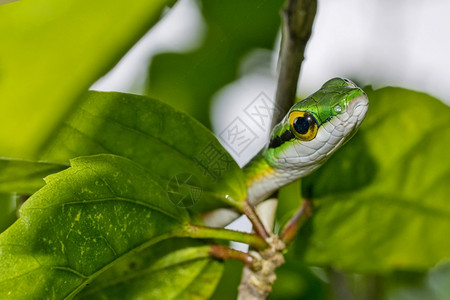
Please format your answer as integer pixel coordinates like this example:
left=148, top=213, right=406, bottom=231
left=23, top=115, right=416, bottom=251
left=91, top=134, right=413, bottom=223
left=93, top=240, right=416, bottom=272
left=77, top=239, right=224, bottom=300
left=148, top=0, right=284, bottom=127
left=0, top=91, right=246, bottom=207
left=298, top=87, right=450, bottom=272
left=39, top=91, right=246, bottom=210
left=0, top=154, right=190, bottom=299
left=0, top=0, right=170, bottom=157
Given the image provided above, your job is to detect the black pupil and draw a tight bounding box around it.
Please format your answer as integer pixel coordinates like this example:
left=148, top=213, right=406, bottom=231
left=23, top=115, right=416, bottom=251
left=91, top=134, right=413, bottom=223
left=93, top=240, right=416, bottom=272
left=293, top=115, right=312, bottom=134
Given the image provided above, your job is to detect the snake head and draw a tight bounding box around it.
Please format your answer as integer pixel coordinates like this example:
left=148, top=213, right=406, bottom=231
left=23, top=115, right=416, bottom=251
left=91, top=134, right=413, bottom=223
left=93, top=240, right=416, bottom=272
left=265, top=77, right=369, bottom=174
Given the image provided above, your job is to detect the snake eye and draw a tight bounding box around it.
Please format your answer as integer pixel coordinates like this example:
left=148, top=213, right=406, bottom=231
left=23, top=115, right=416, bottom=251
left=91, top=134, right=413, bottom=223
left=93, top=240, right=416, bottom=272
left=289, top=111, right=318, bottom=141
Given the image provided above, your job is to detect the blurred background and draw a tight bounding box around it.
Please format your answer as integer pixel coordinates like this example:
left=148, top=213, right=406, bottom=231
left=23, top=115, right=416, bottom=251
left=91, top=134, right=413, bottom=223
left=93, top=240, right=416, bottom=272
left=92, top=0, right=450, bottom=166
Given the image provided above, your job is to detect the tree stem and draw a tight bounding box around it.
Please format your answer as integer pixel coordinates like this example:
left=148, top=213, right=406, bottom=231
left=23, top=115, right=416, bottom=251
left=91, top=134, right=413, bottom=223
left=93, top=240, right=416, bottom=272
left=271, top=0, right=317, bottom=129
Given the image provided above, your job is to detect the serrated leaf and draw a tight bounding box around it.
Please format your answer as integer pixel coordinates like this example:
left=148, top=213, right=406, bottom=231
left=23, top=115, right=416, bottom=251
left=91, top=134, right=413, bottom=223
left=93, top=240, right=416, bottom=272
left=0, top=158, right=66, bottom=194
left=77, top=239, right=223, bottom=300
left=0, top=154, right=190, bottom=299
left=299, top=87, right=450, bottom=272
left=0, top=0, right=170, bottom=157
left=39, top=91, right=246, bottom=210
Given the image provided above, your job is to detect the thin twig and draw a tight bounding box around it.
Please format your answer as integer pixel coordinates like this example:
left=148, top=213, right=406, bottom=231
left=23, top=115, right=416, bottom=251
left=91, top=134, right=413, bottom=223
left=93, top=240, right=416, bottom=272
left=209, top=244, right=261, bottom=271
left=242, top=200, right=270, bottom=240
left=280, top=198, right=313, bottom=245
left=271, top=0, right=317, bottom=129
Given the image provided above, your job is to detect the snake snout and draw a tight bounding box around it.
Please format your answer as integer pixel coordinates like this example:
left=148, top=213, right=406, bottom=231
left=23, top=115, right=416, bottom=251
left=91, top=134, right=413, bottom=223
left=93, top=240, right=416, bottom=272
left=349, top=94, right=369, bottom=124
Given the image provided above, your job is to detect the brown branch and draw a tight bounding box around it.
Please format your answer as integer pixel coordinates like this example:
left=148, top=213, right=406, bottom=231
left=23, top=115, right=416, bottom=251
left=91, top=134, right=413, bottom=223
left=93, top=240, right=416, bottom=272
left=280, top=198, right=313, bottom=245
left=209, top=244, right=261, bottom=271
left=242, top=200, right=270, bottom=240
left=271, top=0, right=317, bottom=129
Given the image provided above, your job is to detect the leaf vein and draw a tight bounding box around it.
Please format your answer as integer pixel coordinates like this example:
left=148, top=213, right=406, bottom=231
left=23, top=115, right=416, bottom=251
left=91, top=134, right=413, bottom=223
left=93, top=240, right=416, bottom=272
left=25, top=196, right=182, bottom=223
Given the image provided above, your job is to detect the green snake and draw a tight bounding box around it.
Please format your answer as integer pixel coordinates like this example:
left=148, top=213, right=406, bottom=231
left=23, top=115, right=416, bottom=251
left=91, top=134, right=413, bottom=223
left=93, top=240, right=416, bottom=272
left=244, top=77, right=369, bottom=204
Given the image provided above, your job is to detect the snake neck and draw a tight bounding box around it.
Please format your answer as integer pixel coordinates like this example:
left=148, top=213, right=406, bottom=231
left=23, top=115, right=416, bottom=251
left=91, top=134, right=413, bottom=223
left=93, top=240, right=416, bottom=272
left=243, top=151, right=282, bottom=205
left=244, top=153, right=274, bottom=186
left=243, top=148, right=319, bottom=205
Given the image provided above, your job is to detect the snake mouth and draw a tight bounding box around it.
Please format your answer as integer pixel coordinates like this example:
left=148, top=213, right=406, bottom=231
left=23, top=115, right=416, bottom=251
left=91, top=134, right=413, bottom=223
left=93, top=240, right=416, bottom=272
left=348, top=93, right=369, bottom=127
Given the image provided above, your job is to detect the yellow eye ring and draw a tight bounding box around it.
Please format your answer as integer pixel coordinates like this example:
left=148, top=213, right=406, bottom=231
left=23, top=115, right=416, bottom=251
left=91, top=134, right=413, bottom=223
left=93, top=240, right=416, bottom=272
left=288, top=111, right=318, bottom=141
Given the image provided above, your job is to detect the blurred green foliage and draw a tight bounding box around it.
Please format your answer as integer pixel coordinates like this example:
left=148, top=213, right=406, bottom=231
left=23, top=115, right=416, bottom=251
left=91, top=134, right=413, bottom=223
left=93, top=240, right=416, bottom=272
left=0, top=0, right=169, bottom=158
left=148, top=0, right=284, bottom=128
